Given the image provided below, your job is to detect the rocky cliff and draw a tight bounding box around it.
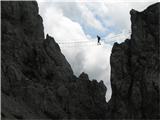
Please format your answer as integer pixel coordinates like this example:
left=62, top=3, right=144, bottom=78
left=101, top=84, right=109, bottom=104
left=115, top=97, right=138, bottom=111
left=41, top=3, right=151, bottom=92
left=1, top=1, right=107, bottom=119
left=108, top=3, right=160, bottom=119
left=1, top=1, right=160, bottom=120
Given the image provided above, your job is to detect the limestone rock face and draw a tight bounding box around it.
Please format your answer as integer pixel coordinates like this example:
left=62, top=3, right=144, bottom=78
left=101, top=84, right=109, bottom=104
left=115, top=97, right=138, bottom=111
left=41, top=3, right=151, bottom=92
left=108, top=3, right=160, bottom=119
left=1, top=1, right=107, bottom=119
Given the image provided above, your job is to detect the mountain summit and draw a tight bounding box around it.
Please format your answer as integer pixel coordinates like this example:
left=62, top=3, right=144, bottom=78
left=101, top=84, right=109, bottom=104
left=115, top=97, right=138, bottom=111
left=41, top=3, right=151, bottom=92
left=1, top=1, right=107, bottom=119
left=108, top=3, right=160, bottom=119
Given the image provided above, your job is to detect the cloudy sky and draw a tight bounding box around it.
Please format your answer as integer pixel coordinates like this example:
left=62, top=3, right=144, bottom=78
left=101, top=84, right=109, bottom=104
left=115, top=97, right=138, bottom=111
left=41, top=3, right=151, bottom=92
left=37, top=0, right=157, bottom=101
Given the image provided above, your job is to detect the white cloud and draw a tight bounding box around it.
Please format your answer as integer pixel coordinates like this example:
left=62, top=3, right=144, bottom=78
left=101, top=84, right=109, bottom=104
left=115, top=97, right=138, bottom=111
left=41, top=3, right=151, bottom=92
left=40, top=4, right=90, bottom=43
left=77, top=4, right=106, bottom=31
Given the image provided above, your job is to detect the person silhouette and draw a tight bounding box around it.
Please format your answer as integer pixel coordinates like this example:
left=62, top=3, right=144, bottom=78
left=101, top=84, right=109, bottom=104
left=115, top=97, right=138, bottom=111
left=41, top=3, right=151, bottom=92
left=97, top=35, right=101, bottom=45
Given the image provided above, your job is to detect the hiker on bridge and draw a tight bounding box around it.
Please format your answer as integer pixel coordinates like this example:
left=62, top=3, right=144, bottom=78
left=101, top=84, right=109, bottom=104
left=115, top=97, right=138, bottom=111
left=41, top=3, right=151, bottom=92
left=97, top=35, right=101, bottom=45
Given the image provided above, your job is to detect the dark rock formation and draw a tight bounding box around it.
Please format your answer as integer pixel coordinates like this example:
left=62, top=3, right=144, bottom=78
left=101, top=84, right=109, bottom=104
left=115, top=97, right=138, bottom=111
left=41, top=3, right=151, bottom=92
left=2, top=1, right=160, bottom=119
left=108, top=3, right=160, bottom=119
left=1, top=1, right=107, bottom=119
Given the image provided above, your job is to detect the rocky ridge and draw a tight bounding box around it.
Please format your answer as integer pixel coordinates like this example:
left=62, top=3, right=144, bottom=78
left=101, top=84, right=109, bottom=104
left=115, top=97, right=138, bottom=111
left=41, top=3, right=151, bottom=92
left=108, top=3, right=160, bottom=119
left=1, top=1, right=160, bottom=119
left=1, top=1, right=107, bottom=119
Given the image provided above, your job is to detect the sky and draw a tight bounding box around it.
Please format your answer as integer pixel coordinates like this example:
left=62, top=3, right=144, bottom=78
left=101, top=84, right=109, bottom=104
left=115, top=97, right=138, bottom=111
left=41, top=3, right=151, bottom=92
left=37, top=0, right=158, bottom=102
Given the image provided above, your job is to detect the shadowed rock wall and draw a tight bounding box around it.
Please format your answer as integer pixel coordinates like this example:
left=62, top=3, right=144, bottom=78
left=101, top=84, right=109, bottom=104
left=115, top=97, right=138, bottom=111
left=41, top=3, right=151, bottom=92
left=1, top=1, right=107, bottom=119
left=108, top=3, right=160, bottom=119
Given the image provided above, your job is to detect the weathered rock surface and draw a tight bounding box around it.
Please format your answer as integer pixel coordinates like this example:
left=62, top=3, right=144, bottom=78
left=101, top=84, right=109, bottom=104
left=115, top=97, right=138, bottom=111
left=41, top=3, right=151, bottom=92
left=2, top=1, right=160, bottom=119
left=108, top=3, right=160, bottom=119
left=1, top=1, right=107, bottom=119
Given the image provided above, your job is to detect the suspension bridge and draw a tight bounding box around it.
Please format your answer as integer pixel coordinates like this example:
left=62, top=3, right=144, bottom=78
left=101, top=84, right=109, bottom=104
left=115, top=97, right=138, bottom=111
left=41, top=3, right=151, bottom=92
left=56, top=31, right=131, bottom=48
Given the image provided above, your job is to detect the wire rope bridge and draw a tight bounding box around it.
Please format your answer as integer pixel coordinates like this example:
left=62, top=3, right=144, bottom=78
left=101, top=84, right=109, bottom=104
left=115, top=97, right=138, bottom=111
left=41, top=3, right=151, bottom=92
left=57, top=31, right=131, bottom=48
